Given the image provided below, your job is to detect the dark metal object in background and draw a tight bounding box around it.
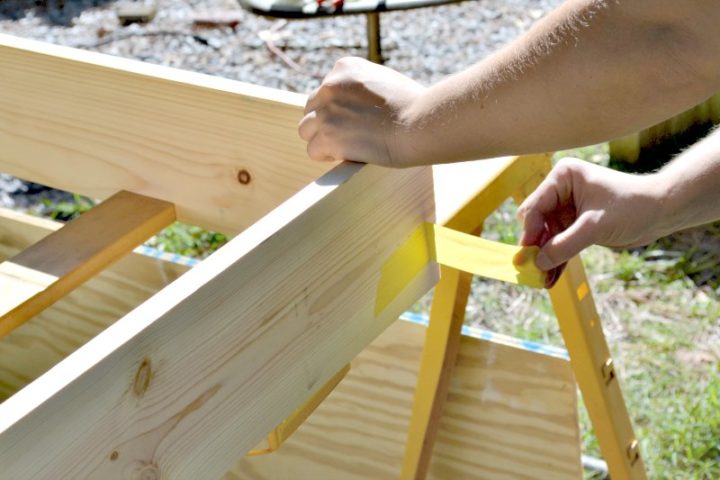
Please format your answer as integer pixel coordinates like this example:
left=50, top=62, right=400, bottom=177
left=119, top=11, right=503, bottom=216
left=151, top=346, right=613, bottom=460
left=238, top=0, right=474, bottom=63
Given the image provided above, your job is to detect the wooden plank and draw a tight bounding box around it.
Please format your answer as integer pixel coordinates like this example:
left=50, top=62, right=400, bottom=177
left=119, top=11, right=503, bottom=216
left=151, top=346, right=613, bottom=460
left=0, top=34, right=334, bottom=234
left=0, top=191, right=175, bottom=338
left=0, top=162, right=438, bottom=479
left=229, top=319, right=583, bottom=480
left=430, top=328, right=581, bottom=480
left=0, top=207, right=190, bottom=402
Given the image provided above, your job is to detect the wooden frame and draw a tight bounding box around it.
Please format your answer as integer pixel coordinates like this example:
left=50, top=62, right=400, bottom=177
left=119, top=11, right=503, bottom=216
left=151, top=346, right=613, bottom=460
left=0, top=33, right=641, bottom=479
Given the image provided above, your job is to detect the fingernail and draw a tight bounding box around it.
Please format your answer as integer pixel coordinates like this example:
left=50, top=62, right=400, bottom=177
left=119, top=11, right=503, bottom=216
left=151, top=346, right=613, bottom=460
left=536, top=251, right=552, bottom=271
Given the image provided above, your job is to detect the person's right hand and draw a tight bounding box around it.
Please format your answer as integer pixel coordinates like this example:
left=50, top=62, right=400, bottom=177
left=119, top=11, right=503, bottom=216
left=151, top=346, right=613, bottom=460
left=516, top=158, right=668, bottom=288
left=298, top=57, right=426, bottom=167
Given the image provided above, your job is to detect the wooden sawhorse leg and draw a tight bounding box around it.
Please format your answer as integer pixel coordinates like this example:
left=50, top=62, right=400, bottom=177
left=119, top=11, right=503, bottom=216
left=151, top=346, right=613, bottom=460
left=550, top=258, right=646, bottom=478
left=400, top=265, right=473, bottom=479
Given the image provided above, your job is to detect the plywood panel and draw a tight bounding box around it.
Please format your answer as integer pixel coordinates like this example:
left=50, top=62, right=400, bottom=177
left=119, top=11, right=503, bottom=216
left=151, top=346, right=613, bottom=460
left=229, top=320, right=582, bottom=480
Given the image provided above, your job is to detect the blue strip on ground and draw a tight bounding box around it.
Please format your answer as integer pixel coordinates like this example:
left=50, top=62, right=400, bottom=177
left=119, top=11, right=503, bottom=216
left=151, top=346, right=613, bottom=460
left=400, top=311, right=569, bottom=360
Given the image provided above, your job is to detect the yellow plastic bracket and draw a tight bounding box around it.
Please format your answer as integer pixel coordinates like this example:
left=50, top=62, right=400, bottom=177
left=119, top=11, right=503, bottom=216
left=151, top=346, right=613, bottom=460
left=376, top=223, right=545, bottom=315
left=247, top=363, right=351, bottom=456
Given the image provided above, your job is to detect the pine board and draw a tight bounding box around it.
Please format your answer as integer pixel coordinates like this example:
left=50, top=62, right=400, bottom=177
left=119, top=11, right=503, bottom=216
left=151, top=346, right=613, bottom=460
left=0, top=191, right=175, bottom=336
left=0, top=33, right=333, bottom=234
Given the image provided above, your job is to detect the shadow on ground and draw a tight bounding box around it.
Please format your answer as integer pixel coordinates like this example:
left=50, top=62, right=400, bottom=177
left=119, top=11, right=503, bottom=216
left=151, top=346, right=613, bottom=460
left=0, top=0, right=115, bottom=25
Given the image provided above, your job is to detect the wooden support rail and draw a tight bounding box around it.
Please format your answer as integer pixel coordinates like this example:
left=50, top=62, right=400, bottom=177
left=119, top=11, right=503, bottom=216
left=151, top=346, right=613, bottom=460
left=550, top=259, right=648, bottom=478
left=0, top=191, right=175, bottom=338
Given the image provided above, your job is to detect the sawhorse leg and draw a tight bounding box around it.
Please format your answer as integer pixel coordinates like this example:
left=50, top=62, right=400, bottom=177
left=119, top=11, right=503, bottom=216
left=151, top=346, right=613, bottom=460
left=400, top=265, right=473, bottom=479
left=550, top=258, right=646, bottom=478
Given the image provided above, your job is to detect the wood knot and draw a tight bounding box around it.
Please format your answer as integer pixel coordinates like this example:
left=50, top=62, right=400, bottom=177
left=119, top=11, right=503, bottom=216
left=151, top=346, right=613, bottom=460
left=133, top=463, right=161, bottom=480
left=237, top=169, right=252, bottom=185
left=109, top=450, right=119, bottom=461
left=133, top=357, right=152, bottom=397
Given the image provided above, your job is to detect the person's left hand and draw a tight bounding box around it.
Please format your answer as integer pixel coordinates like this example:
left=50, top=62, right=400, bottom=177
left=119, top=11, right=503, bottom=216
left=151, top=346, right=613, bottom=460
left=298, top=57, right=426, bottom=167
left=517, top=157, right=667, bottom=288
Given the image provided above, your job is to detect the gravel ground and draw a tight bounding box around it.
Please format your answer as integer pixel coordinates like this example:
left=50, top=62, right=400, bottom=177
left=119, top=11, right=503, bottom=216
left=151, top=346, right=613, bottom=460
left=1, top=0, right=560, bottom=90
left=0, top=0, right=561, bottom=207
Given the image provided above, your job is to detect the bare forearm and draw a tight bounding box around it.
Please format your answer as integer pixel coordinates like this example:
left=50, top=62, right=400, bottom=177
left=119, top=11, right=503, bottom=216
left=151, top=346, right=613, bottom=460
left=400, top=0, right=720, bottom=166
left=653, top=127, right=720, bottom=234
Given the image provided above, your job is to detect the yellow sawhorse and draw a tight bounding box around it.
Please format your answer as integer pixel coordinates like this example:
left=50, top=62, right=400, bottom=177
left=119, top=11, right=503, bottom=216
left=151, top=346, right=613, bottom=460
left=401, top=154, right=647, bottom=480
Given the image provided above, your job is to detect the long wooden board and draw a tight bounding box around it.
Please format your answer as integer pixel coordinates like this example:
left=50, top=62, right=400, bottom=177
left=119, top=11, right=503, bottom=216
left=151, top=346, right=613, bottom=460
left=0, top=33, right=333, bottom=234
left=0, top=156, right=532, bottom=404
left=0, top=191, right=175, bottom=337
left=229, top=319, right=582, bottom=479
left=0, top=162, right=438, bottom=479
left=0, top=208, right=190, bottom=401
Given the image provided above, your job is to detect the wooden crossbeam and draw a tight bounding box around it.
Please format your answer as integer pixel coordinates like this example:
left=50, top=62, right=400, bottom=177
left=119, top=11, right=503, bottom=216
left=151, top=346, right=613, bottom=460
left=0, top=163, right=438, bottom=479
left=0, top=191, right=175, bottom=338
left=0, top=34, right=333, bottom=234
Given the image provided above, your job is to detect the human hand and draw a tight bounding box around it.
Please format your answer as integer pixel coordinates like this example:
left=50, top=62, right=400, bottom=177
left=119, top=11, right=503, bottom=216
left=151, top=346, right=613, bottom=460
left=517, top=158, right=667, bottom=288
left=298, top=57, right=426, bottom=167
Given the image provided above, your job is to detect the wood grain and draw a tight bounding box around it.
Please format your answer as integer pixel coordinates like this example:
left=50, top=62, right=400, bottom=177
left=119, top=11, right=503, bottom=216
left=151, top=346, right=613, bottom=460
left=0, top=208, right=189, bottom=402
left=229, top=319, right=583, bottom=480
left=0, top=162, right=438, bottom=479
left=0, top=191, right=175, bottom=337
left=0, top=33, right=334, bottom=234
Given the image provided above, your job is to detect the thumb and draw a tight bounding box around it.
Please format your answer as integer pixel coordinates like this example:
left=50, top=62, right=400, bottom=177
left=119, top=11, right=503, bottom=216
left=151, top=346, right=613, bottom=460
left=535, top=212, right=599, bottom=270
